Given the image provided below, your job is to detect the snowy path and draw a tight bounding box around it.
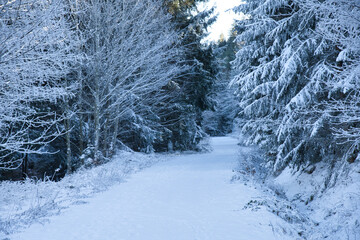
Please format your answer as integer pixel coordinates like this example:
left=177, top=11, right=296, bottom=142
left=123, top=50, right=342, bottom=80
left=10, top=137, right=292, bottom=240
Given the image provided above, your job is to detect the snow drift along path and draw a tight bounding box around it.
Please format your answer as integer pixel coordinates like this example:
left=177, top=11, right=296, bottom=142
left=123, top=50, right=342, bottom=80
left=10, top=137, right=292, bottom=240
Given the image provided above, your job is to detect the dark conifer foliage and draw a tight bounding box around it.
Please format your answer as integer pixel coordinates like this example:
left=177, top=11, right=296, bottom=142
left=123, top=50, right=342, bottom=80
left=0, top=0, right=217, bottom=180
left=203, top=31, right=239, bottom=136
left=231, top=0, right=360, bottom=175
left=156, top=0, right=218, bottom=150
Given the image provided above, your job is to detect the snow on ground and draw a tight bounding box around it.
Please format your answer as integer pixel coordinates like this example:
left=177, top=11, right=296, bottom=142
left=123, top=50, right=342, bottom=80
left=272, top=162, right=360, bottom=240
left=0, top=151, right=164, bottom=239
left=2, top=137, right=296, bottom=240
left=233, top=139, right=360, bottom=240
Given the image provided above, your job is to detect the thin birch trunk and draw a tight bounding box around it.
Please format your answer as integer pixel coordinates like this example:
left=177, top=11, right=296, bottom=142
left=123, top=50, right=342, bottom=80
left=65, top=111, right=72, bottom=174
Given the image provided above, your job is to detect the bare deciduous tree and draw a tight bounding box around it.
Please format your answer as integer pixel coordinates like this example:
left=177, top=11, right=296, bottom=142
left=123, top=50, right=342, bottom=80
left=0, top=0, right=79, bottom=170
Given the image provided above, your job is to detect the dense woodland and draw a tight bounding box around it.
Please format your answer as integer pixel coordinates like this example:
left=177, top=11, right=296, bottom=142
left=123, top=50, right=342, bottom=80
left=231, top=0, right=360, bottom=176
left=0, top=0, right=359, bottom=182
left=0, top=0, right=218, bottom=180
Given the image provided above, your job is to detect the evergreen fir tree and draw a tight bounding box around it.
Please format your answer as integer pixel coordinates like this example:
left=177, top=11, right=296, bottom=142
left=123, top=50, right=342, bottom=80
left=203, top=30, right=239, bottom=136
left=157, top=0, right=217, bottom=150
left=231, top=0, right=342, bottom=174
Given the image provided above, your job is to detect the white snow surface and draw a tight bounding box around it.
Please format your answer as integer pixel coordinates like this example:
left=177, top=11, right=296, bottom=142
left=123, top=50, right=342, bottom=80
left=273, top=162, right=360, bottom=239
left=4, top=137, right=295, bottom=240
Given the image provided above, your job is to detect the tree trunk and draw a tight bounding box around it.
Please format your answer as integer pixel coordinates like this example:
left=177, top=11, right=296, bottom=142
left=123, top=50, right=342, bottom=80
left=66, top=114, right=72, bottom=175
left=94, top=11, right=101, bottom=164
left=110, top=116, right=119, bottom=157
left=94, top=85, right=100, bottom=164
left=79, top=113, right=84, bottom=163
left=21, top=154, right=28, bottom=179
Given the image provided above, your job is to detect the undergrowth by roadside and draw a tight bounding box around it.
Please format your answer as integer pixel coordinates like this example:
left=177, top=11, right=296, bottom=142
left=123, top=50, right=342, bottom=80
left=233, top=140, right=360, bottom=240
left=0, top=151, right=165, bottom=239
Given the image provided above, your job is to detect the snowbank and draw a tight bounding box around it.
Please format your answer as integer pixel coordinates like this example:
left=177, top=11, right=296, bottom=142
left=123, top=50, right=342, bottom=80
left=0, top=151, right=164, bottom=238
left=273, top=161, right=360, bottom=239
left=233, top=141, right=360, bottom=239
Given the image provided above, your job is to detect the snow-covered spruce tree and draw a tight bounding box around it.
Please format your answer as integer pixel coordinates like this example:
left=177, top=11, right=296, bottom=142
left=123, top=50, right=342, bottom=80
left=311, top=0, right=360, bottom=164
left=160, top=0, right=217, bottom=151
left=231, top=0, right=339, bottom=174
left=203, top=33, right=239, bottom=136
left=75, top=0, right=186, bottom=162
left=0, top=0, right=78, bottom=172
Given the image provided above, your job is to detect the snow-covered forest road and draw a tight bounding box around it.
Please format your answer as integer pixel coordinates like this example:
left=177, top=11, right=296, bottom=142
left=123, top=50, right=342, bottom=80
left=10, top=137, right=293, bottom=240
